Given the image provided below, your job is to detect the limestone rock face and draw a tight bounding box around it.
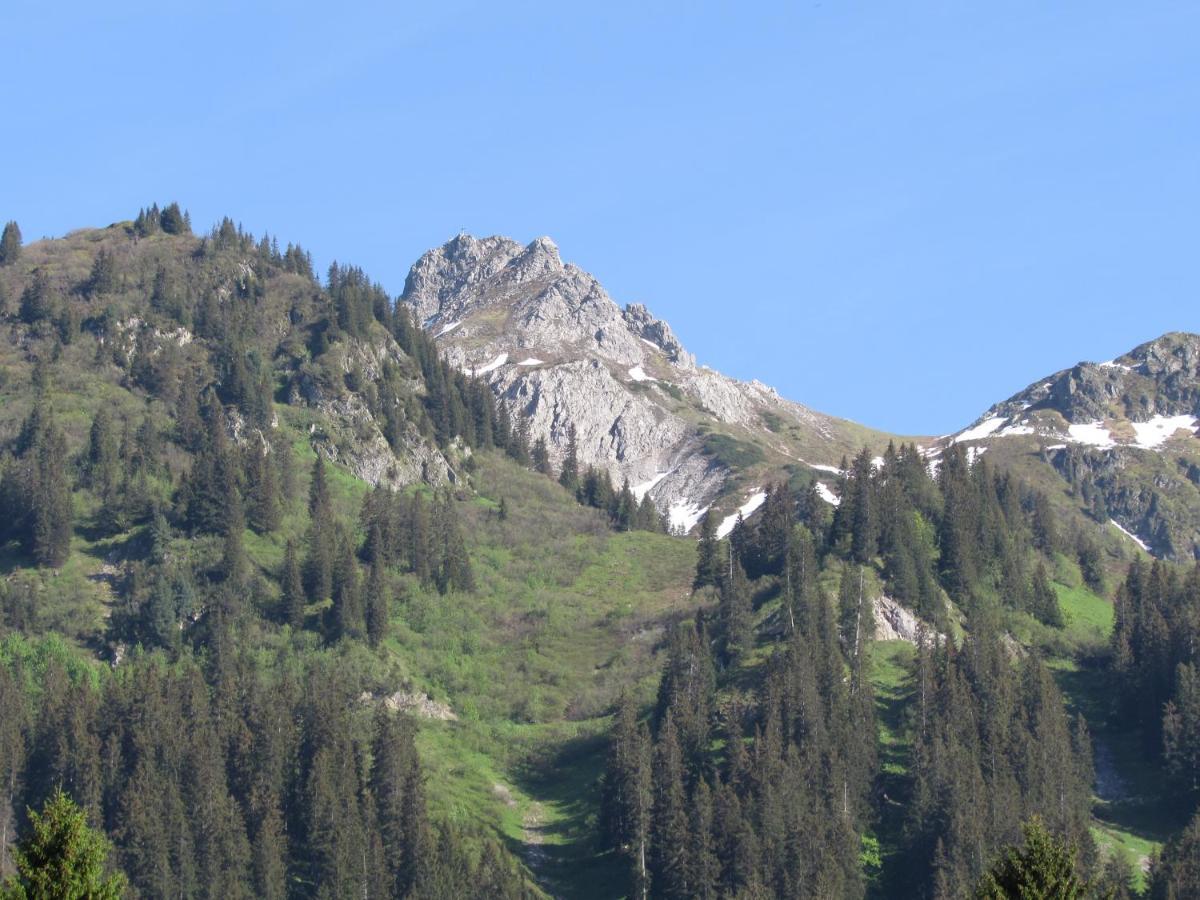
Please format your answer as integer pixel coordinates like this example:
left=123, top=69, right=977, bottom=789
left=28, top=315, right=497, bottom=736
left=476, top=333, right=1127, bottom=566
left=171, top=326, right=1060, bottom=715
left=400, top=234, right=873, bottom=530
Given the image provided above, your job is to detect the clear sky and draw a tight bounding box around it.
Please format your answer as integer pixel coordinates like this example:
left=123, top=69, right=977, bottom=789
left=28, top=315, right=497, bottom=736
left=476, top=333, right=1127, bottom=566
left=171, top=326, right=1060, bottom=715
left=4, top=1, right=1198, bottom=435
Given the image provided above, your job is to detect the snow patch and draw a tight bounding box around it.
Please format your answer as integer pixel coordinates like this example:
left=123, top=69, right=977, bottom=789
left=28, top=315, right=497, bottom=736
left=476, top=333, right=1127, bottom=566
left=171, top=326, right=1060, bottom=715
left=640, top=338, right=660, bottom=350
left=1110, top=519, right=1150, bottom=553
left=668, top=500, right=709, bottom=534
left=815, top=482, right=840, bottom=506
left=516, top=358, right=544, bottom=366
left=716, top=490, right=767, bottom=540
left=967, top=446, right=988, bottom=464
left=628, top=365, right=655, bottom=383
left=1044, top=444, right=1067, bottom=451
left=632, top=471, right=669, bottom=501
left=954, top=416, right=1006, bottom=443
left=1098, top=360, right=1133, bottom=371
left=1067, top=421, right=1115, bottom=448
left=435, top=320, right=461, bottom=338
left=472, top=353, right=508, bottom=375
left=996, top=423, right=1036, bottom=437
left=1130, top=414, right=1198, bottom=450
left=808, top=462, right=843, bottom=475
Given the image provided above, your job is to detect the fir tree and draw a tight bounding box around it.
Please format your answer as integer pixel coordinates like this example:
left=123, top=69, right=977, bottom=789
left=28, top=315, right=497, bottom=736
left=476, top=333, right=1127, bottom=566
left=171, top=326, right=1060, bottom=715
left=558, top=423, right=580, bottom=494
left=0, top=221, right=21, bottom=266
left=694, top=510, right=719, bottom=588
left=974, top=817, right=1086, bottom=899
left=1, top=788, right=126, bottom=900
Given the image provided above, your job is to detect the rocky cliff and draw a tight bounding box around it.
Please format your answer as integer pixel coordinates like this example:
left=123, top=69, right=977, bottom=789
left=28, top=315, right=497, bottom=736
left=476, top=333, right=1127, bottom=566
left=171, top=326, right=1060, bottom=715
left=401, top=234, right=899, bottom=531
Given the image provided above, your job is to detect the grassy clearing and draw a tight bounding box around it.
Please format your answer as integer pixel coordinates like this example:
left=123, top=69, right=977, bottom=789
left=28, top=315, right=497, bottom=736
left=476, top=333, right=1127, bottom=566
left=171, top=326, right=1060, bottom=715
left=373, top=452, right=698, bottom=896
left=868, top=639, right=915, bottom=898
left=1054, top=581, right=1114, bottom=648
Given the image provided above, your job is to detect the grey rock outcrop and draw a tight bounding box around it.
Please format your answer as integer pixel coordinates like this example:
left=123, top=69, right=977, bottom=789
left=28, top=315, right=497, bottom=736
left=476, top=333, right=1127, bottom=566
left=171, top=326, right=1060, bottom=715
left=400, top=234, right=876, bottom=530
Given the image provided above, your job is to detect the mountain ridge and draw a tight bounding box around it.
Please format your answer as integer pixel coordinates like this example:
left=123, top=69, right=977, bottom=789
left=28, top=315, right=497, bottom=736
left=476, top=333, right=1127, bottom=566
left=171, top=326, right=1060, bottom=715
left=400, top=232, right=909, bottom=532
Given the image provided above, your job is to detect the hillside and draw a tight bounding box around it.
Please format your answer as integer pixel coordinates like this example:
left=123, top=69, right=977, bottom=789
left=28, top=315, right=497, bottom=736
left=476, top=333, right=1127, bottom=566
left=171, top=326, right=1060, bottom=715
left=945, top=332, right=1200, bottom=560
left=0, top=210, right=1196, bottom=899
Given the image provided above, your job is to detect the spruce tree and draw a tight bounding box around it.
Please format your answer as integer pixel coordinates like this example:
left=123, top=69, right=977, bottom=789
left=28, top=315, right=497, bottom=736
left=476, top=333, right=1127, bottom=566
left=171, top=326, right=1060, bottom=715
left=718, top=552, right=753, bottom=667
left=974, top=817, right=1086, bottom=899
left=280, top=540, right=305, bottom=628
left=0, top=221, right=20, bottom=266
left=365, top=561, right=388, bottom=648
left=558, top=423, right=580, bottom=494
left=650, top=713, right=690, bottom=899
left=694, top=510, right=719, bottom=588
left=1, top=788, right=126, bottom=900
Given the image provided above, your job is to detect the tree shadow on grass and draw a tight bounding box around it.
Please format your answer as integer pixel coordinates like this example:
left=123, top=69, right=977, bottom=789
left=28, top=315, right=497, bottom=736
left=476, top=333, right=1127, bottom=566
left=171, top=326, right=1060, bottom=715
left=506, top=729, right=623, bottom=900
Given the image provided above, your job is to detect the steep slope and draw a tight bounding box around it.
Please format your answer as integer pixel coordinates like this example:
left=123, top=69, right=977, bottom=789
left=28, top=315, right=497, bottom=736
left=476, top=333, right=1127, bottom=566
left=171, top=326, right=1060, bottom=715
left=946, top=332, right=1200, bottom=559
left=402, top=234, right=906, bottom=531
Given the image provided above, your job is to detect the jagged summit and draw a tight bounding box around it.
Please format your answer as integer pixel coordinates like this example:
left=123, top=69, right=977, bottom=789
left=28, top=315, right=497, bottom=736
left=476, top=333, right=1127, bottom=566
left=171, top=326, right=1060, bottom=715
left=400, top=234, right=898, bottom=531
left=946, top=331, right=1200, bottom=559
left=951, top=331, right=1200, bottom=450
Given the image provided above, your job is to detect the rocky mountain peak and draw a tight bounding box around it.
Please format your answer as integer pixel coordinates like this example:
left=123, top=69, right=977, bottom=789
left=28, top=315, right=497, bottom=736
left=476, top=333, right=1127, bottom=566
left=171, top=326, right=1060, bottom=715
left=946, top=331, right=1200, bottom=560
left=399, top=234, right=891, bottom=532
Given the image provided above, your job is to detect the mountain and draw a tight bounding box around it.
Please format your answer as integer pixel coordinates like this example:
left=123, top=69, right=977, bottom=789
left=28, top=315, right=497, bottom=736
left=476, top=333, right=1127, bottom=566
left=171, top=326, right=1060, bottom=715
left=400, top=233, right=902, bottom=532
left=1, top=210, right=1197, bottom=899
left=945, top=332, right=1200, bottom=559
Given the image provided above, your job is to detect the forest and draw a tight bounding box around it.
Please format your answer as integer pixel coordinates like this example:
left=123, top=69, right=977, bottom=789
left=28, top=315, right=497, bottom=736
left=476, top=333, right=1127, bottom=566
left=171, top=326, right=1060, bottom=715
left=0, top=210, right=1196, bottom=898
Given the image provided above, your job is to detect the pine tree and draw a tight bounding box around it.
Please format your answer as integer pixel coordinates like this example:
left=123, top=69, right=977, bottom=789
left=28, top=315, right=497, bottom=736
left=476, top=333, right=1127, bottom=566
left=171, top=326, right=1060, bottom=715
left=159, top=203, right=189, bottom=235
left=694, top=510, right=719, bottom=588
left=0, top=221, right=21, bottom=266
left=558, top=423, right=580, bottom=494
left=244, top=443, right=281, bottom=534
left=280, top=540, right=305, bottom=628
left=18, top=270, right=52, bottom=325
left=365, top=561, right=388, bottom=648
left=87, top=249, right=118, bottom=295
left=650, top=713, right=690, bottom=899
left=719, top=552, right=753, bottom=666
left=1163, top=662, right=1200, bottom=794
left=1149, top=811, right=1200, bottom=899
left=1, top=788, right=126, bottom=900
left=600, top=692, right=652, bottom=898
left=531, top=437, right=551, bottom=475
left=974, top=817, right=1086, bottom=899
left=1029, top=561, right=1064, bottom=627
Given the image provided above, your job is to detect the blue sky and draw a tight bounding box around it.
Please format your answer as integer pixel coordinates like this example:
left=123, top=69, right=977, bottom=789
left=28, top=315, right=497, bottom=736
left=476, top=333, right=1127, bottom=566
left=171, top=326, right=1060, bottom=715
left=3, top=1, right=1197, bottom=435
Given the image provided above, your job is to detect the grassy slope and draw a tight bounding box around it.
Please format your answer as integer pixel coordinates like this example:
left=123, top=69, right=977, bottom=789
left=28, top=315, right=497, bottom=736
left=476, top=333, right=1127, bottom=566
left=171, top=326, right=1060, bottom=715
left=864, top=568, right=1178, bottom=895
left=376, top=452, right=697, bottom=897
left=1040, top=578, right=1186, bottom=891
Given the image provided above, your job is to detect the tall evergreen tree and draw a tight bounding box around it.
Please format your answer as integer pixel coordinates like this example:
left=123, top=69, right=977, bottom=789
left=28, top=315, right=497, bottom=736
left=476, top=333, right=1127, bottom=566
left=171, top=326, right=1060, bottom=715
left=0, top=221, right=20, bottom=266
left=558, top=423, right=580, bottom=495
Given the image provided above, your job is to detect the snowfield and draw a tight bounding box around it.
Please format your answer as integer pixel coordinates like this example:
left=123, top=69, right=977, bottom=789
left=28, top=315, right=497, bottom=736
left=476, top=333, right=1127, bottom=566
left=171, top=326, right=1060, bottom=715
left=668, top=500, right=709, bottom=534
left=516, top=358, right=544, bottom=366
left=1130, top=414, right=1197, bottom=449
left=435, top=320, right=461, bottom=337
left=815, top=483, right=840, bottom=506
left=627, top=365, right=655, bottom=383
left=953, top=416, right=1006, bottom=443
left=472, top=353, right=508, bottom=375
left=632, top=471, right=669, bottom=501
left=716, top=490, right=767, bottom=540
left=807, top=462, right=843, bottom=475
left=1067, top=421, right=1115, bottom=448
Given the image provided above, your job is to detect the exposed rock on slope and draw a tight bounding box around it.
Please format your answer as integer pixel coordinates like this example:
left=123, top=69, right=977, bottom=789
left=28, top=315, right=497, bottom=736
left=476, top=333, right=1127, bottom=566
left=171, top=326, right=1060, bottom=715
left=401, top=234, right=899, bottom=530
left=946, top=332, right=1200, bottom=559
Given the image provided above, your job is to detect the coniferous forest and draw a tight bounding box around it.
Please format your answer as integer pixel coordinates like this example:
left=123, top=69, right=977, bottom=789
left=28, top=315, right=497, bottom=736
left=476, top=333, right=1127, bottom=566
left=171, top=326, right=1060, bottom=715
left=0, top=209, right=1197, bottom=899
